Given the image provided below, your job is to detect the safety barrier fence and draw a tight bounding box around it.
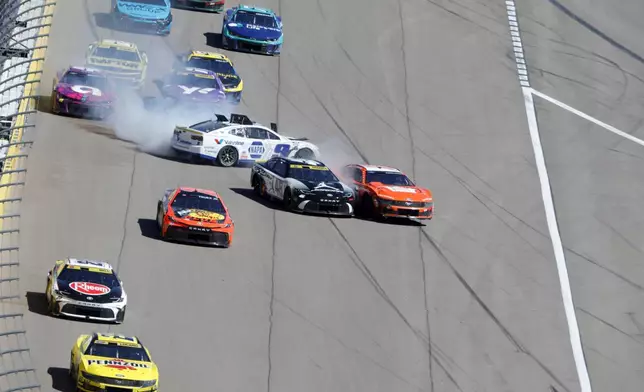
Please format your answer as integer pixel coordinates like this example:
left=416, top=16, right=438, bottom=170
left=0, top=0, right=56, bottom=390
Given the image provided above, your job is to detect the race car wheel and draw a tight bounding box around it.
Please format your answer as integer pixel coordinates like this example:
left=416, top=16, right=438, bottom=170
left=257, top=178, right=268, bottom=199
left=294, top=148, right=314, bottom=160
left=252, top=175, right=262, bottom=196
left=157, top=203, right=166, bottom=239
left=361, top=196, right=375, bottom=218
left=217, top=146, right=239, bottom=167
left=283, top=188, right=294, bottom=210
left=69, top=353, right=76, bottom=379
left=221, top=28, right=228, bottom=48
left=50, top=93, right=59, bottom=114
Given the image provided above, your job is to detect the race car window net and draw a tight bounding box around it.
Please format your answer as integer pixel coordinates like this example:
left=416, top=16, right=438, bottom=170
left=58, top=267, right=120, bottom=286
left=61, top=72, right=108, bottom=91
left=171, top=192, right=226, bottom=214
left=365, top=172, right=415, bottom=186
left=245, top=127, right=268, bottom=139
left=186, top=58, right=235, bottom=75
left=288, top=166, right=339, bottom=183
left=93, top=47, right=140, bottom=62
left=233, top=11, right=277, bottom=28
left=87, top=342, right=151, bottom=362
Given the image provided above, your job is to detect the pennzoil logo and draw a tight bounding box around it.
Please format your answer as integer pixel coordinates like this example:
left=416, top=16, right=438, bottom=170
left=87, top=359, right=150, bottom=370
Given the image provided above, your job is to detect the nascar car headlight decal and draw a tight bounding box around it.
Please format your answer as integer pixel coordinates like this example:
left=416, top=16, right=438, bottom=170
left=141, top=380, right=157, bottom=387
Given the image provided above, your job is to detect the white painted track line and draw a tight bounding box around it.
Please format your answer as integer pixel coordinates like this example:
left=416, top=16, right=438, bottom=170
left=531, top=88, right=644, bottom=148
left=504, top=1, right=592, bottom=391
left=521, top=87, right=592, bottom=392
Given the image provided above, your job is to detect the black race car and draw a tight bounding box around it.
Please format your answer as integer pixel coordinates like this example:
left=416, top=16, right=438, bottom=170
left=250, top=157, right=355, bottom=216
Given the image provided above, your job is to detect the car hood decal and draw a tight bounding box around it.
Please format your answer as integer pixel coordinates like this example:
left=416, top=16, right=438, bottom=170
left=173, top=208, right=227, bottom=223
left=57, top=279, right=122, bottom=302
left=54, top=83, right=114, bottom=103
left=369, top=183, right=432, bottom=201
left=226, top=23, right=282, bottom=41
left=117, top=1, right=169, bottom=18
left=215, top=73, right=240, bottom=88
left=295, top=180, right=345, bottom=192
left=87, top=56, right=142, bottom=71
left=82, top=356, right=157, bottom=381
left=162, top=84, right=226, bottom=102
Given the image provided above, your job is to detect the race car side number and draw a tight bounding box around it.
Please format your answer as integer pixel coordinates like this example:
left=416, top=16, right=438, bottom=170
left=71, top=85, right=102, bottom=96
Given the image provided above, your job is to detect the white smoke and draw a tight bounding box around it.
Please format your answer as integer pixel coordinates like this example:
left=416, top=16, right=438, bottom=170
left=106, top=88, right=239, bottom=157
left=314, top=137, right=367, bottom=173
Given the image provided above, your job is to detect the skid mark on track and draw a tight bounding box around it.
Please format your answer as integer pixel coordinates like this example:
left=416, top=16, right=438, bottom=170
left=115, top=151, right=137, bottom=273
left=271, top=295, right=425, bottom=391
left=577, top=307, right=644, bottom=346
left=417, top=229, right=435, bottom=392
left=397, top=0, right=433, bottom=389
left=266, top=210, right=277, bottom=392
left=546, top=0, right=644, bottom=66
left=289, top=61, right=367, bottom=161
left=328, top=220, right=464, bottom=392
left=267, top=1, right=282, bottom=389
left=420, top=229, right=571, bottom=392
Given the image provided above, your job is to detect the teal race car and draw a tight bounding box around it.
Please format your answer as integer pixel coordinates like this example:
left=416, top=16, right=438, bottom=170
left=221, top=5, right=283, bottom=56
left=111, top=0, right=173, bottom=35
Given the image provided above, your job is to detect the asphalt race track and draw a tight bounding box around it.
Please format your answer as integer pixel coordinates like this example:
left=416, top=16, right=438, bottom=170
left=15, top=0, right=644, bottom=391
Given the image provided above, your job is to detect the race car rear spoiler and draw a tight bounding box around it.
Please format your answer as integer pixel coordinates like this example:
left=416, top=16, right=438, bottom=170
left=214, top=113, right=279, bottom=133
left=213, top=113, right=254, bottom=124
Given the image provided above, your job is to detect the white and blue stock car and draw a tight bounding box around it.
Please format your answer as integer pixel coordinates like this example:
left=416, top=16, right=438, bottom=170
left=171, top=113, right=321, bottom=167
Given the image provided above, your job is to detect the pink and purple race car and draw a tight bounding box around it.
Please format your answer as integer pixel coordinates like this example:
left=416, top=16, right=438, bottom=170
left=51, top=66, right=116, bottom=119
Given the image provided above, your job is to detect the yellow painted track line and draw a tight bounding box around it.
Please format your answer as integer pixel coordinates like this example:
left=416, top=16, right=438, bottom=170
left=0, top=0, right=57, bottom=232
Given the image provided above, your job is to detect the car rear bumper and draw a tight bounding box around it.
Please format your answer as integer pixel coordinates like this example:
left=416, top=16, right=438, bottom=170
left=165, top=225, right=231, bottom=247
left=113, top=12, right=172, bottom=34
left=295, top=200, right=354, bottom=216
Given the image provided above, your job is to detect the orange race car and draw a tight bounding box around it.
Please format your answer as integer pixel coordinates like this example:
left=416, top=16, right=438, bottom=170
left=339, top=164, right=434, bottom=220
left=156, top=187, right=234, bottom=247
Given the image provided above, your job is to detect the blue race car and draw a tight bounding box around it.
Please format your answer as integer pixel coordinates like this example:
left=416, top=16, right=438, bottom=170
left=111, top=0, right=173, bottom=36
left=221, top=5, right=283, bottom=56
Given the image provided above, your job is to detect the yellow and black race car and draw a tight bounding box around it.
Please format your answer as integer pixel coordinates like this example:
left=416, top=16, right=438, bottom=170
left=70, top=333, right=159, bottom=392
left=85, top=39, right=148, bottom=89
left=180, top=50, right=243, bottom=103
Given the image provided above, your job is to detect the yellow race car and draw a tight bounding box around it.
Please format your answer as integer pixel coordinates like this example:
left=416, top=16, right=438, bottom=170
left=181, top=50, right=243, bottom=103
left=69, top=333, right=159, bottom=392
left=85, top=39, right=148, bottom=89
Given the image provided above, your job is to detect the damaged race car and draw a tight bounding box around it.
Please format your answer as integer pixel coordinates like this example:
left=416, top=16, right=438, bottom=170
left=51, top=66, right=116, bottom=120
left=180, top=50, right=243, bottom=103
left=251, top=157, right=355, bottom=216
left=146, top=66, right=227, bottom=111
left=156, top=187, right=235, bottom=247
left=45, top=258, right=127, bottom=323
left=171, top=113, right=320, bottom=167
left=339, top=164, right=434, bottom=220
